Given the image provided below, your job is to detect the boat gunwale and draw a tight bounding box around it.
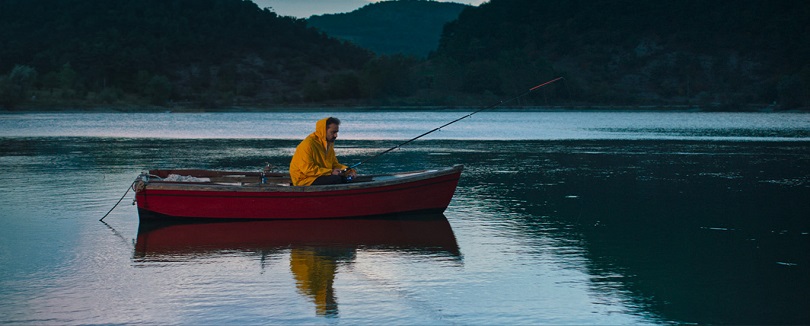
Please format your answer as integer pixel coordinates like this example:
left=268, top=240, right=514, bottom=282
left=139, top=164, right=463, bottom=193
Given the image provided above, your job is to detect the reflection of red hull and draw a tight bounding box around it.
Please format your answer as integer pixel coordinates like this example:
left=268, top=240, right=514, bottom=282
left=135, top=165, right=463, bottom=220
left=134, top=213, right=461, bottom=259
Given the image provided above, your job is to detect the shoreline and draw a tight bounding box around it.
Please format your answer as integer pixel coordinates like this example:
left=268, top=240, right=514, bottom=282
left=1, top=104, right=805, bottom=114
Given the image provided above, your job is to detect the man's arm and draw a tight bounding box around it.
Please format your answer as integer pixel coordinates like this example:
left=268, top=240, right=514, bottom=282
left=294, top=141, right=333, bottom=177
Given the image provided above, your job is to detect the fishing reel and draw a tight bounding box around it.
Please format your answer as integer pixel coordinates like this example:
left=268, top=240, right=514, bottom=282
left=339, top=168, right=356, bottom=182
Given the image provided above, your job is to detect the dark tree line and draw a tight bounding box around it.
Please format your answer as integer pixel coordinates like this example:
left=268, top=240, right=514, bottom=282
left=0, top=0, right=372, bottom=108
left=432, top=0, right=810, bottom=109
left=2, top=0, right=808, bottom=109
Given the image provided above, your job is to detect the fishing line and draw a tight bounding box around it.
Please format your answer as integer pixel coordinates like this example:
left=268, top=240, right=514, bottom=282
left=346, top=77, right=564, bottom=171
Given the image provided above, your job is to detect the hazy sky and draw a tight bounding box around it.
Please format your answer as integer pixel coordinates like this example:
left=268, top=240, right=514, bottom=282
left=252, top=0, right=486, bottom=18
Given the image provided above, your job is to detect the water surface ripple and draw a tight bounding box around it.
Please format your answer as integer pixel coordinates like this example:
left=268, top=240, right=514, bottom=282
left=1, top=112, right=808, bottom=324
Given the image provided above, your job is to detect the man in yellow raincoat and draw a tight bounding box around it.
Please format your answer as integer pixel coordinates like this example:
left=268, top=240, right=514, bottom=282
left=289, top=117, right=356, bottom=186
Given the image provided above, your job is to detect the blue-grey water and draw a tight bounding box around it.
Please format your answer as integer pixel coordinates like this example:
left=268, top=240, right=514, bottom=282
left=1, top=111, right=808, bottom=324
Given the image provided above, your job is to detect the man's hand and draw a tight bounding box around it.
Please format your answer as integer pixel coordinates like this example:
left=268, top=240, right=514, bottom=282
left=336, top=168, right=356, bottom=177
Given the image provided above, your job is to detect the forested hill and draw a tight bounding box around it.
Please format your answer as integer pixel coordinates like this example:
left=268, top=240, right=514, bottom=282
left=307, top=0, right=468, bottom=57
left=2, top=0, right=809, bottom=110
left=0, top=0, right=372, bottom=108
left=433, top=0, right=810, bottom=108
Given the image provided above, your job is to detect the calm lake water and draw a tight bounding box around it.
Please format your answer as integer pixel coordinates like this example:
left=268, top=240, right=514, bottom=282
left=1, top=111, right=809, bottom=324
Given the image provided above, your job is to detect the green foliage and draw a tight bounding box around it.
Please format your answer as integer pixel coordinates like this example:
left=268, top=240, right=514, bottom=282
left=0, top=65, right=38, bottom=108
left=302, top=80, right=326, bottom=102
left=360, top=55, right=419, bottom=99
left=325, top=73, right=361, bottom=100
left=9, top=65, right=38, bottom=92
left=57, top=64, right=78, bottom=91
left=1, top=0, right=808, bottom=109
left=98, top=87, right=124, bottom=104
left=0, top=0, right=372, bottom=108
left=145, top=75, right=172, bottom=105
left=433, top=0, right=810, bottom=108
left=0, top=77, right=13, bottom=108
left=777, top=66, right=810, bottom=109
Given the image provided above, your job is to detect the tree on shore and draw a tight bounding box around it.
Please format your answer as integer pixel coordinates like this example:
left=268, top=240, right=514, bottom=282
left=0, top=65, right=38, bottom=108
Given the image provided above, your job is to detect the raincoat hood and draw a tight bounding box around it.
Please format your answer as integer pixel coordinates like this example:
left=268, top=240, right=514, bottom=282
left=312, top=117, right=330, bottom=150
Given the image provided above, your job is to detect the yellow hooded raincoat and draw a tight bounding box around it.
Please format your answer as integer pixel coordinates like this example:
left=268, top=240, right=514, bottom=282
left=289, top=118, right=348, bottom=186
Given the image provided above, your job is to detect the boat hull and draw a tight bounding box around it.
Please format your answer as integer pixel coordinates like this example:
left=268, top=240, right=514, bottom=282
left=135, top=165, right=463, bottom=220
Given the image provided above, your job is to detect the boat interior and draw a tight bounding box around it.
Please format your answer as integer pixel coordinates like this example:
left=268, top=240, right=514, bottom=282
left=146, top=169, right=375, bottom=186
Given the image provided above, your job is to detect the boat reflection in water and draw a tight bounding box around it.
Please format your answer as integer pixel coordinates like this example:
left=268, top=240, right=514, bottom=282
left=134, top=213, right=461, bottom=316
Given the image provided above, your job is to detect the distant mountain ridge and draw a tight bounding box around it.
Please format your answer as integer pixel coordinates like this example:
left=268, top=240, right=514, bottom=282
left=307, top=0, right=468, bottom=57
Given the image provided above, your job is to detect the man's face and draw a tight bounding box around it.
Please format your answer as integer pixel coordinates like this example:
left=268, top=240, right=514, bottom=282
left=326, top=123, right=339, bottom=143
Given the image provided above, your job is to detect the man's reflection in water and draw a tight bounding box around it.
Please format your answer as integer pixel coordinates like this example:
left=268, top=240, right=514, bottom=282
left=290, top=247, right=355, bottom=317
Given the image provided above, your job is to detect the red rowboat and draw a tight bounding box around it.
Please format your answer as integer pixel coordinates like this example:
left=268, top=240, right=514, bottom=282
left=134, top=165, right=463, bottom=220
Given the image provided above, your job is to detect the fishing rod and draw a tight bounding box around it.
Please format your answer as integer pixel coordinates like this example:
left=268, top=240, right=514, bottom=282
left=345, top=76, right=564, bottom=171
